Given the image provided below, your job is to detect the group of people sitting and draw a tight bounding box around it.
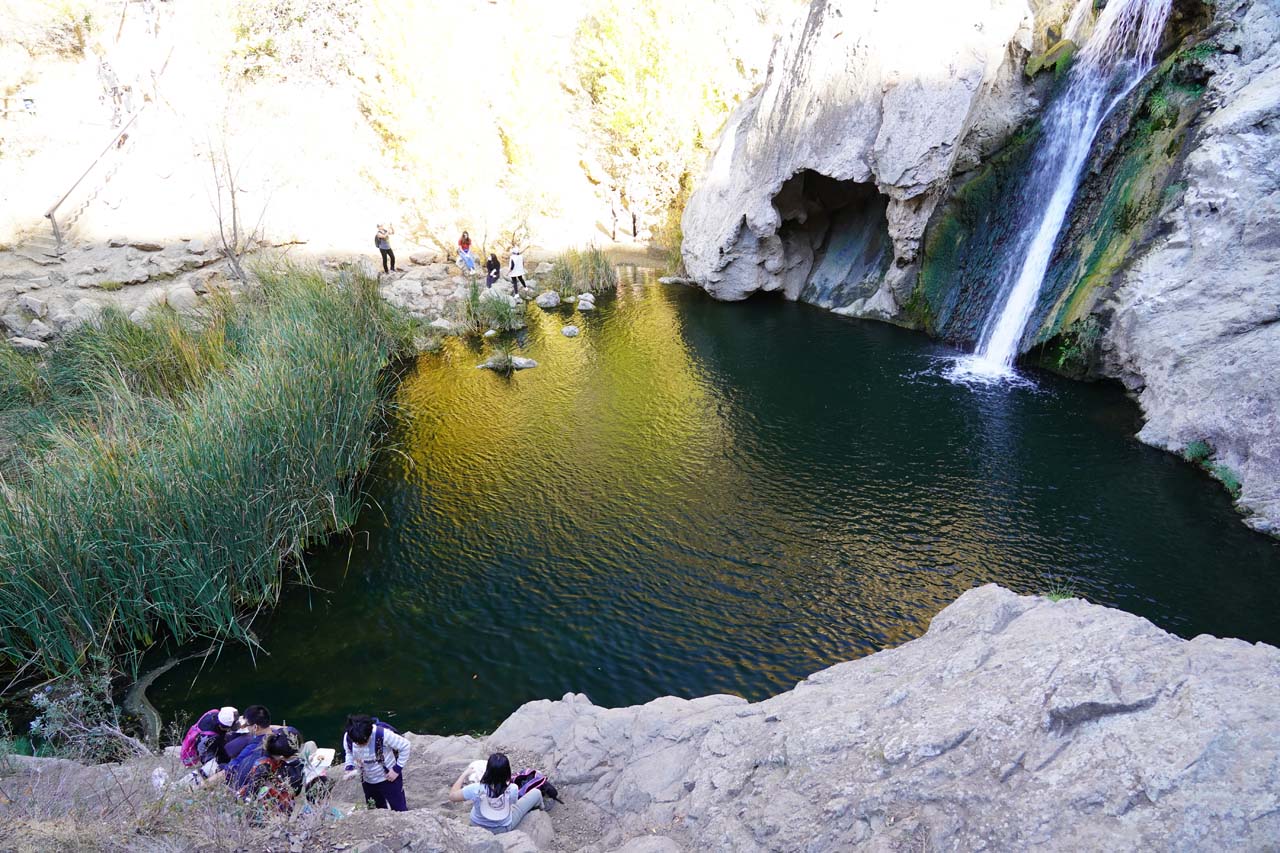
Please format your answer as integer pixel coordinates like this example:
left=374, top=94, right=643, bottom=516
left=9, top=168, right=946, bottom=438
left=182, top=707, right=549, bottom=834
left=457, top=231, right=529, bottom=295
left=374, top=225, right=529, bottom=296
left=183, top=704, right=321, bottom=813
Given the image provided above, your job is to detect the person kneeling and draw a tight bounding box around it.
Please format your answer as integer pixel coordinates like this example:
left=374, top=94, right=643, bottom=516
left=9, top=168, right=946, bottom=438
left=450, top=753, right=543, bottom=833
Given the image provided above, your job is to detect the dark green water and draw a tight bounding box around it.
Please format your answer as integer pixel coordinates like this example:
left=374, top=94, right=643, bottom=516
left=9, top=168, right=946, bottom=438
left=152, top=268, right=1280, bottom=741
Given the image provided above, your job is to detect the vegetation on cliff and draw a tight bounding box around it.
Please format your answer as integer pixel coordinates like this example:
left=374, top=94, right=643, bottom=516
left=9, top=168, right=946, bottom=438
left=0, top=266, right=414, bottom=678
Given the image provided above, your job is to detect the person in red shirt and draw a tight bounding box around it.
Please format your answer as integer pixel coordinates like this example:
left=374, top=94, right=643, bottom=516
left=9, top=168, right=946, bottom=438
left=458, top=231, right=476, bottom=273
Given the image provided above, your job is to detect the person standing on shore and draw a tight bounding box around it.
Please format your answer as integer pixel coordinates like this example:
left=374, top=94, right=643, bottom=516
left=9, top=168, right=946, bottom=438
left=375, top=224, right=397, bottom=274
left=508, top=245, right=527, bottom=297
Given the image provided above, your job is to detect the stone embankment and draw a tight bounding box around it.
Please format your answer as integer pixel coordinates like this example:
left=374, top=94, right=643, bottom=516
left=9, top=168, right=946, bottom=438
left=0, top=240, right=557, bottom=348
left=4, top=586, right=1276, bottom=851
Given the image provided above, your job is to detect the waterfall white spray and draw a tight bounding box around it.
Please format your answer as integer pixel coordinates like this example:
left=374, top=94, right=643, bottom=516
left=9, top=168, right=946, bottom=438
left=954, top=0, right=1172, bottom=381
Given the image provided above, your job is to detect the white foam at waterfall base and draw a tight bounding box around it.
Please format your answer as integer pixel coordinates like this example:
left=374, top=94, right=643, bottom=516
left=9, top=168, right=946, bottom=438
left=947, top=0, right=1172, bottom=387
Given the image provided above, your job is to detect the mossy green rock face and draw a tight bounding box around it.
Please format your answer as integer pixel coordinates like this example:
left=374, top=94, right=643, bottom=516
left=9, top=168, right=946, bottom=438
left=911, top=43, right=1214, bottom=371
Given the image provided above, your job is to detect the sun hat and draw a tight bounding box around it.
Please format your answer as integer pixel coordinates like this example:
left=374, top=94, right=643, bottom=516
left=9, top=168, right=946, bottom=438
left=218, top=706, right=238, bottom=727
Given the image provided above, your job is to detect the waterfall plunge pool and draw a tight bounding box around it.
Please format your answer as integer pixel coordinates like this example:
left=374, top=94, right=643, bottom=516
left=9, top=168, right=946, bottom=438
left=152, top=270, right=1280, bottom=739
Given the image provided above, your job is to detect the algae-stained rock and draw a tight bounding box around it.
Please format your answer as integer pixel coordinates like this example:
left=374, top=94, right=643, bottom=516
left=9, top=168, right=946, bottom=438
left=682, top=0, right=1041, bottom=316
left=1101, top=0, right=1280, bottom=535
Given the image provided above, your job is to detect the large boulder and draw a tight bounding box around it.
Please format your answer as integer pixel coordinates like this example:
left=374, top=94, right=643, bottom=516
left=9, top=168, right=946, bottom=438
left=535, top=290, right=560, bottom=309
left=1100, top=0, right=1280, bottom=535
left=487, top=585, right=1280, bottom=850
left=682, top=0, right=1042, bottom=315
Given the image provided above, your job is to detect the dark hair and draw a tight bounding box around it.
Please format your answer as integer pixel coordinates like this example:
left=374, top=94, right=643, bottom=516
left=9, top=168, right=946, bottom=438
left=462, top=230, right=470, bottom=239
left=244, top=705, right=271, bottom=728
left=345, top=714, right=374, bottom=746
left=265, top=731, right=297, bottom=758
left=480, top=752, right=511, bottom=799
left=489, top=253, right=498, bottom=263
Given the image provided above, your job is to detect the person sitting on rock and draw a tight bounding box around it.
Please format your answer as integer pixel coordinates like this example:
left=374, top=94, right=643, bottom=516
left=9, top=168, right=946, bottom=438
left=342, top=714, right=411, bottom=811
left=221, top=704, right=279, bottom=765
left=237, top=730, right=304, bottom=813
left=458, top=231, right=476, bottom=273
left=449, top=752, right=544, bottom=833
left=485, top=253, right=501, bottom=288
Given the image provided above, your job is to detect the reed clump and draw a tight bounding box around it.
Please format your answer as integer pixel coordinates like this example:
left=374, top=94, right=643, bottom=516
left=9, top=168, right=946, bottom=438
left=0, top=265, right=415, bottom=678
left=544, top=247, right=618, bottom=298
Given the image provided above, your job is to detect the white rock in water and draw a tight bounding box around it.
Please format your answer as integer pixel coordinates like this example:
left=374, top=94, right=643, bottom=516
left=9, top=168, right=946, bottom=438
left=511, top=356, right=537, bottom=370
left=659, top=276, right=695, bottom=285
left=483, top=329, right=498, bottom=338
left=562, top=325, right=580, bottom=337
left=576, top=298, right=595, bottom=311
left=8, top=336, right=47, bottom=352
left=535, top=291, right=560, bottom=309
left=578, top=292, right=596, bottom=303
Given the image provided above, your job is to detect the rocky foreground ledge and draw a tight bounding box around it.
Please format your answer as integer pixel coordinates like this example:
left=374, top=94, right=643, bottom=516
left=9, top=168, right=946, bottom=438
left=5, top=585, right=1277, bottom=851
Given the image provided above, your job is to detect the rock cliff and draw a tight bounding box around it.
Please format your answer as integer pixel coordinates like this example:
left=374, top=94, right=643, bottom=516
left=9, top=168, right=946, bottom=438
left=1099, top=0, right=1280, bottom=535
left=681, top=0, right=1046, bottom=316
left=4, top=586, right=1277, bottom=851
left=683, top=0, right=1280, bottom=535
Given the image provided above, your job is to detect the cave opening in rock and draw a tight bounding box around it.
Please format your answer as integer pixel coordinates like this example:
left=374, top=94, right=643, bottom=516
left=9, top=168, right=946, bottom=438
left=772, top=170, right=893, bottom=310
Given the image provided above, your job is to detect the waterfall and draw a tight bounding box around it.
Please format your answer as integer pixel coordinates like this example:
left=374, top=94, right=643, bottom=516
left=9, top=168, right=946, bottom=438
left=958, top=0, right=1172, bottom=379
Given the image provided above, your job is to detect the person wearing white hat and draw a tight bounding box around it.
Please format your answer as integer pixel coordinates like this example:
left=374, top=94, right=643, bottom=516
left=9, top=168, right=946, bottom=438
left=192, top=705, right=239, bottom=770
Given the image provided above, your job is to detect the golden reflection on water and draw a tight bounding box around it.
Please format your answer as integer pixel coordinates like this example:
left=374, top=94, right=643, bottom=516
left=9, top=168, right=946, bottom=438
left=149, top=266, right=1280, bottom=738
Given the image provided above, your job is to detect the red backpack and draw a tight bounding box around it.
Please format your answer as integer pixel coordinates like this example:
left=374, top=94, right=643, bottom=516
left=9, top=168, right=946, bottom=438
left=179, top=709, right=221, bottom=767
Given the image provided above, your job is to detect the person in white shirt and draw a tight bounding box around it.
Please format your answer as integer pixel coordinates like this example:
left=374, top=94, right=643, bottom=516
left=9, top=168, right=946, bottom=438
left=449, top=752, right=543, bottom=833
left=342, top=714, right=412, bottom=811
left=508, top=247, right=527, bottom=297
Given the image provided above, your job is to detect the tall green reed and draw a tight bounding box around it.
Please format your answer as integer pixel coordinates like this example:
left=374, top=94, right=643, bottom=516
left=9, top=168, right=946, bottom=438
left=0, top=265, right=414, bottom=677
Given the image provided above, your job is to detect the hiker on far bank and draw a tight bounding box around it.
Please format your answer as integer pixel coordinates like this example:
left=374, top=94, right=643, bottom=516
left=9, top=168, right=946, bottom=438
left=375, top=224, right=397, bottom=273
left=450, top=752, right=545, bottom=833
left=485, top=253, right=501, bottom=288
left=342, top=714, right=412, bottom=811
left=508, top=246, right=527, bottom=297
left=458, top=231, right=476, bottom=273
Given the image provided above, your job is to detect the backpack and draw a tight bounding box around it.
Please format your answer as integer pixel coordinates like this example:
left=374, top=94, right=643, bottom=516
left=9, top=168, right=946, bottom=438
left=512, top=767, right=560, bottom=802
left=179, top=708, right=221, bottom=767
left=345, top=718, right=400, bottom=768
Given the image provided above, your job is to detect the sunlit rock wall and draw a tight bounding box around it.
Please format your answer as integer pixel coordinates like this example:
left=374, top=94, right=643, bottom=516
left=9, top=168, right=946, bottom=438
left=681, top=0, right=1045, bottom=317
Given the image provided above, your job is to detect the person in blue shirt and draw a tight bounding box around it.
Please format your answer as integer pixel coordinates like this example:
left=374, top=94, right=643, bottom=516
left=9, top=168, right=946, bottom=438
left=449, top=752, right=544, bottom=833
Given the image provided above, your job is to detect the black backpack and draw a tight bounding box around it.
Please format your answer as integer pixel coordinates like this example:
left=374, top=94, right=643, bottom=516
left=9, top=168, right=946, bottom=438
left=512, top=767, right=560, bottom=802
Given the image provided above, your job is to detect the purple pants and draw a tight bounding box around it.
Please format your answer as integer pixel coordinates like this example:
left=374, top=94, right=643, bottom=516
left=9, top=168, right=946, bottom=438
left=362, top=773, right=407, bottom=811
